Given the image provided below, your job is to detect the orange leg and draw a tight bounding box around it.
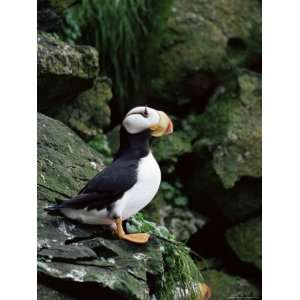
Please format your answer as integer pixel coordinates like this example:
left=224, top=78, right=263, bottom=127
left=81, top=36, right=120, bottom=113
left=114, top=217, right=150, bottom=244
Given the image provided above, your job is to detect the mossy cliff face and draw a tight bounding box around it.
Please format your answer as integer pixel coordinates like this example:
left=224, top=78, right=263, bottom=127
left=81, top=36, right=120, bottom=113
left=192, top=71, right=262, bottom=189
left=151, top=0, right=261, bottom=104
left=38, top=32, right=99, bottom=112
left=52, top=77, right=112, bottom=140
left=202, top=270, right=259, bottom=300
left=168, top=71, right=262, bottom=224
left=226, top=217, right=262, bottom=270
left=37, top=113, right=207, bottom=300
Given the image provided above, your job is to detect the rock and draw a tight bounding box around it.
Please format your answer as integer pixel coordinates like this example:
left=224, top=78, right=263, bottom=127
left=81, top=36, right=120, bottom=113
left=226, top=217, right=262, bottom=270
left=152, top=130, right=193, bottom=173
left=143, top=191, right=206, bottom=242
left=143, top=180, right=207, bottom=241
left=151, top=0, right=261, bottom=105
left=38, top=283, right=75, bottom=300
left=38, top=0, right=77, bottom=32
left=38, top=32, right=99, bottom=112
left=183, top=162, right=262, bottom=222
left=192, top=71, right=262, bottom=188
left=202, top=270, right=260, bottom=300
left=37, top=113, right=205, bottom=300
left=87, top=132, right=113, bottom=165
left=52, top=77, right=112, bottom=140
left=218, top=178, right=261, bottom=222
left=160, top=206, right=206, bottom=242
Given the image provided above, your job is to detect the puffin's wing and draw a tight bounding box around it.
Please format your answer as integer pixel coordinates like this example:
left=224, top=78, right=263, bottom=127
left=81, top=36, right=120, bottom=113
left=79, top=159, right=138, bottom=195
left=47, top=159, right=138, bottom=212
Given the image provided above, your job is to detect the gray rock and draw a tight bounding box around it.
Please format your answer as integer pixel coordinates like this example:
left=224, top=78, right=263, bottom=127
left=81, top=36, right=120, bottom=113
left=38, top=32, right=99, bottom=112
left=160, top=206, right=206, bottom=242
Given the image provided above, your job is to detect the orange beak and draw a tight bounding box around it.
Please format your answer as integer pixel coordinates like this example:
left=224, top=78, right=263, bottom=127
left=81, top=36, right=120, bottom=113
left=150, top=111, right=174, bottom=137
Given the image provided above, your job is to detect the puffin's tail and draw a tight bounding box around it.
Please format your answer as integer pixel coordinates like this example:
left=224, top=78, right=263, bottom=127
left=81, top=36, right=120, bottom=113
left=44, top=198, right=66, bottom=215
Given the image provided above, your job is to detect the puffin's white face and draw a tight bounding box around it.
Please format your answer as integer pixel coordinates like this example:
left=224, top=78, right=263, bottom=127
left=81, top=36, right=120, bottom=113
left=122, top=106, right=173, bottom=137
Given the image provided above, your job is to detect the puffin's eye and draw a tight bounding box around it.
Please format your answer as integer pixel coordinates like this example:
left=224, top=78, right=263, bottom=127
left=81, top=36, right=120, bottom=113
left=142, top=107, right=149, bottom=118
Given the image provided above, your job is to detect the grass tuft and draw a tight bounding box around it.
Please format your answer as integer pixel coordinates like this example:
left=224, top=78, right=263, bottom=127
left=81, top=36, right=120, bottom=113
left=62, top=0, right=173, bottom=117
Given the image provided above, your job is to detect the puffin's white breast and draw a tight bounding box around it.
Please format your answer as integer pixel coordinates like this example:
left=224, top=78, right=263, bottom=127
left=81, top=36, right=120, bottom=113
left=118, top=151, right=161, bottom=220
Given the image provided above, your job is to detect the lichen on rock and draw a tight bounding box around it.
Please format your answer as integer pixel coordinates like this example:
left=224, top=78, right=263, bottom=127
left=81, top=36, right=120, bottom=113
left=192, top=70, right=262, bottom=188
left=52, top=77, right=112, bottom=140
left=151, top=0, right=262, bottom=103
left=38, top=31, right=99, bottom=111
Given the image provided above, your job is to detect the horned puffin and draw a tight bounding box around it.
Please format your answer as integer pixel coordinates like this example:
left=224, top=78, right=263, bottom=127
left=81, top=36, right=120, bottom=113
left=46, top=106, right=173, bottom=244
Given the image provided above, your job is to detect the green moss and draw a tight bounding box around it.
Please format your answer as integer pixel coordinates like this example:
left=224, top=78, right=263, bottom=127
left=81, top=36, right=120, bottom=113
left=152, top=131, right=193, bottom=164
left=192, top=71, right=262, bottom=188
left=203, top=270, right=259, bottom=300
left=159, top=181, right=188, bottom=207
left=150, top=0, right=261, bottom=101
left=38, top=31, right=99, bottom=78
left=88, top=132, right=113, bottom=164
left=52, top=77, right=112, bottom=141
left=226, top=217, right=262, bottom=270
left=127, top=214, right=204, bottom=300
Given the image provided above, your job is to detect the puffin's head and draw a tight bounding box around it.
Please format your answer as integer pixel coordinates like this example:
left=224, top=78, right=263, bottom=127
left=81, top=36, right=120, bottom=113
left=122, top=106, right=173, bottom=137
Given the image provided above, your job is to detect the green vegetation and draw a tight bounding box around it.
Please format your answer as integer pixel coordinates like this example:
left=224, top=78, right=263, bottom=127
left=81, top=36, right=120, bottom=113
left=88, top=131, right=113, bottom=164
left=62, top=0, right=174, bottom=116
left=127, top=214, right=203, bottom=300
left=160, top=181, right=189, bottom=207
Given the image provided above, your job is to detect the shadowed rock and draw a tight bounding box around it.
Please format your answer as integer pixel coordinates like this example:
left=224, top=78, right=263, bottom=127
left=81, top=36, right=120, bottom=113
left=150, top=0, right=261, bottom=107
left=226, top=217, right=262, bottom=271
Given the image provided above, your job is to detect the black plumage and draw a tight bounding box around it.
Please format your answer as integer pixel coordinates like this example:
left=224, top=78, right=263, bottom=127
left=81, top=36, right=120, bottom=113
left=46, top=126, right=151, bottom=213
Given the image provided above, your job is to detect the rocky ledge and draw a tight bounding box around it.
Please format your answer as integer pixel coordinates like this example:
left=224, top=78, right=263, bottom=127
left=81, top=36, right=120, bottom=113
left=37, top=113, right=209, bottom=300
